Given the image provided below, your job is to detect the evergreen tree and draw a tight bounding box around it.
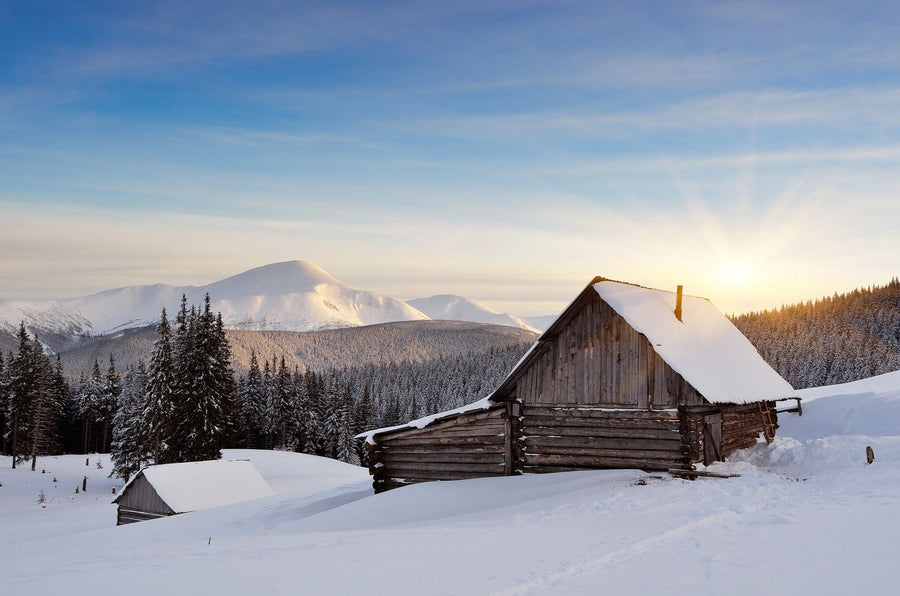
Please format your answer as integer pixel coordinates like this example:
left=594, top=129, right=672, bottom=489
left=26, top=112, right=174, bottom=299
left=238, top=351, right=266, bottom=448
left=0, top=350, right=7, bottom=455
left=5, top=325, right=41, bottom=468
left=145, top=308, right=177, bottom=464
left=110, top=363, right=151, bottom=480
left=74, top=359, right=105, bottom=453
left=170, top=294, right=235, bottom=462
left=98, top=355, right=121, bottom=453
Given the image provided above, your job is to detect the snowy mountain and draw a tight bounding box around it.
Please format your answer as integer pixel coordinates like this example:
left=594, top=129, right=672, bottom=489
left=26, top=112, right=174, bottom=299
left=407, top=294, right=540, bottom=333
left=0, top=261, right=429, bottom=337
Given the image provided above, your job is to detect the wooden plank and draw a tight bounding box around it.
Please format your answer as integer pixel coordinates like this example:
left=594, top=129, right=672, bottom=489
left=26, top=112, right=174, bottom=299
left=668, top=469, right=741, bottom=479
left=523, top=454, right=682, bottom=470
left=523, top=407, right=679, bottom=420
left=381, top=435, right=506, bottom=448
left=523, top=435, right=683, bottom=452
left=522, top=417, right=680, bottom=432
left=521, top=426, right=681, bottom=440
left=384, top=462, right=506, bottom=475
left=381, top=452, right=506, bottom=465
left=504, top=403, right=513, bottom=476
left=523, top=445, right=683, bottom=460
left=372, top=407, right=505, bottom=441
left=385, top=425, right=505, bottom=440
left=385, top=469, right=506, bottom=481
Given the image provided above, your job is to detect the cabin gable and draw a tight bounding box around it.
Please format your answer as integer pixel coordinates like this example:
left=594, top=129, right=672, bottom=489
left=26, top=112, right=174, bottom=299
left=507, top=293, right=705, bottom=409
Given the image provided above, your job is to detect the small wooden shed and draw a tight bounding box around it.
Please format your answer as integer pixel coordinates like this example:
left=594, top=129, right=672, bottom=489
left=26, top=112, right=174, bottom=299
left=361, top=277, right=799, bottom=492
left=112, top=459, right=273, bottom=525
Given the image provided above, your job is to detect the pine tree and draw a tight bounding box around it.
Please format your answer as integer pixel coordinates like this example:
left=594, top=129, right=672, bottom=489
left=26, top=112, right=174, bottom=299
left=111, top=363, right=151, bottom=480
left=170, top=295, right=236, bottom=462
left=98, top=355, right=121, bottom=453
left=0, top=350, right=7, bottom=455
left=6, top=325, right=38, bottom=468
left=75, top=359, right=105, bottom=453
left=145, top=308, right=177, bottom=464
left=238, top=351, right=266, bottom=448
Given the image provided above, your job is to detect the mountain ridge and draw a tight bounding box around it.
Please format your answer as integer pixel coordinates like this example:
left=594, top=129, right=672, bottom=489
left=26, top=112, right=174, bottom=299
left=0, top=261, right=540, bottom=340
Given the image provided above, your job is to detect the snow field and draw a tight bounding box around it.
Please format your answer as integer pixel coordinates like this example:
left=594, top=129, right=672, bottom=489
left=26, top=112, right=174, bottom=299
left=2, top=377, right=900, bottom=594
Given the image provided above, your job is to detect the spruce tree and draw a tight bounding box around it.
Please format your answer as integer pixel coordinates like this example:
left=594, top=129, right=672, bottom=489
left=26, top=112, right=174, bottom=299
left=6, top=324, right=37, bottom=468
left=239, top=351, right=266, bottom=448
left=111, top=363, right=151, bottom=480
left=145, top=308, right=177, bottom=464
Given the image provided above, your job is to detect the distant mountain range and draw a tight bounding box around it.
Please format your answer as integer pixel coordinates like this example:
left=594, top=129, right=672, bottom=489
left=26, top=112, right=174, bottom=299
left=0, top=261, right=548, bottom=346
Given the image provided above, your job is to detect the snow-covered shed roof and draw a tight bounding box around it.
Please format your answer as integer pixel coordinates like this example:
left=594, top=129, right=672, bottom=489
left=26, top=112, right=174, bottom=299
left=115, top=459, right=273, bottom=513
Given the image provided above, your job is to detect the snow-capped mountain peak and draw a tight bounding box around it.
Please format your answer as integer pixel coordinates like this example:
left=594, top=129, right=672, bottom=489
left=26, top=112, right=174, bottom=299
left=407, top=294, right=539, bottom=333
left=0, top=261, right=428, bottom=337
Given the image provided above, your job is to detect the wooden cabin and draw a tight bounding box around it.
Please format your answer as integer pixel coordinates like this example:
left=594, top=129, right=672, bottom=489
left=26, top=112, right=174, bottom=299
left=361, top=277, right=798, bottom=492
left=112, top=459, right=273, bottom=525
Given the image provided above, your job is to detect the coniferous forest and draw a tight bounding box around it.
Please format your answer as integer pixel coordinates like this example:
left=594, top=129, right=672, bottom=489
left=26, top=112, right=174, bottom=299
left=0, top=294, right=531, bottom=478
left=732, top=278, right=900, bottom=388
left=3, top=279, right=900, bottom=478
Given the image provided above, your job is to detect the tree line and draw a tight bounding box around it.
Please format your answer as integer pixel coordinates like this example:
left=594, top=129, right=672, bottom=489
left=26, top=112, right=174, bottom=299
left=2, top=293, right=532, bottom=480
left=732, top=278, right=900, bottom=388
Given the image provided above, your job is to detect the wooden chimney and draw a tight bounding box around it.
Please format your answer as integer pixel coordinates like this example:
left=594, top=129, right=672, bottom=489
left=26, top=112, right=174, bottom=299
left=674, top=285, right=684, bottom=322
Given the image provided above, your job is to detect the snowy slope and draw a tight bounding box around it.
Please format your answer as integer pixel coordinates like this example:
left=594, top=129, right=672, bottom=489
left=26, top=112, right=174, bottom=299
left=0, top=261, right=429, bottom=336
left=407, top=294, right=540, bottom=333
left=3, top=375, right=900, bottom=593
left=778, top=369, right=900, bottom=441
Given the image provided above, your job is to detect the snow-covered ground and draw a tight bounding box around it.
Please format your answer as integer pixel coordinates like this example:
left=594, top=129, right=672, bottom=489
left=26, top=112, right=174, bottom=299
left=3, top=374, right=900, bottom=594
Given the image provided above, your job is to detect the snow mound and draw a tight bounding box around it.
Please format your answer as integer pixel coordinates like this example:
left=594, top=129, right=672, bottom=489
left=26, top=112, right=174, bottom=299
left=777, top=369, right=900, bottom=441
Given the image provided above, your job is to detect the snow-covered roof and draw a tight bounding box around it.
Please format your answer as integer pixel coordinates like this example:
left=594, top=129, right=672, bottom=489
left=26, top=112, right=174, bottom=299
left=357, top=397, right=499, bottom=445
left=591, top=281, right=795, bottom=404
left=117, top=459, right=273, bottom=513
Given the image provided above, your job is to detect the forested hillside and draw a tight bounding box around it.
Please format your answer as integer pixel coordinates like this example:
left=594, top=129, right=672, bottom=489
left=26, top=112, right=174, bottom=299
left=732, top=278, right=900, bottom=388
left=48, top=320, right=537, bottom=378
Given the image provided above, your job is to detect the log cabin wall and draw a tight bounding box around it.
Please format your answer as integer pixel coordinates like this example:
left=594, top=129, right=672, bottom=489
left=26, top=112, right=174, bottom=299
left=519, top=405, right=689, bottom=473
left=513, top=294, right=705, bottom=409
left=368, top=405, right=509, bottom=493
left=681, top=402, right=779, bottom=465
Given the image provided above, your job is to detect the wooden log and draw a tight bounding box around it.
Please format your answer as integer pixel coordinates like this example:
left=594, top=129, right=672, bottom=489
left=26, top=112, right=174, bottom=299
left=381, top=435, right=506, bottom=448
left=385, top=469, right=506, bottom=482
left=523, top=454, right=681, bottom=470
left=523, top=415, right=680, bottom=431
left=372, top=407, right=505, bottom=441
left=523, top=435, right=683, bottom=451
left=668, top=469, right=741, bottom=479
left=524, top=445, right=683, bottom=460
left=383, top=462, right=506, bottom=475
left=523, top=407, right=679, bottom=420
left=521, top=426, right=681, bottom=440
left=381, top=445, right=505, bottom=456
left=380, top=452, right=506, bottom=465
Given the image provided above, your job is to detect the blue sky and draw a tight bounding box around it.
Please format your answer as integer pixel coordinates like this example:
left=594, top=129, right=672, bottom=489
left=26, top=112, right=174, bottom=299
left=2, top=0, right=900, bottom=315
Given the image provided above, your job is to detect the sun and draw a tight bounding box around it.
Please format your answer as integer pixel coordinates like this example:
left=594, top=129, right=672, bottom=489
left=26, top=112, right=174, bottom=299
left=720, top=263, right=755, bottom=285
